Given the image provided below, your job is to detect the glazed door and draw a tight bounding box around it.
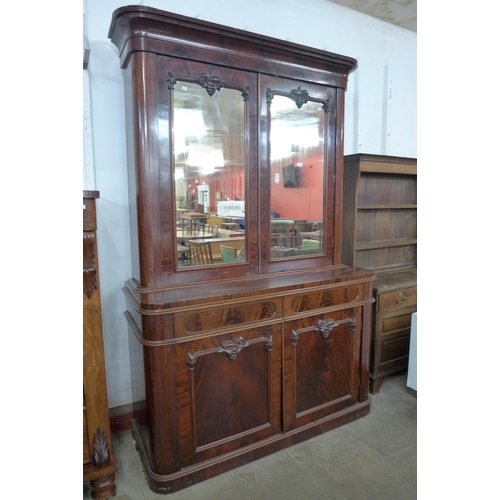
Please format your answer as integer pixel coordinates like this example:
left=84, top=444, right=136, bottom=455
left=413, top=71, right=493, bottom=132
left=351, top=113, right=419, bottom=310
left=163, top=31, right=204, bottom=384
left=175, top=325, right=282, bottom=466
left=259, top=74, right=341, bottom=274
left=283, top=307, right=363, bottom=431
left=153, top=55, right=259, bottom=284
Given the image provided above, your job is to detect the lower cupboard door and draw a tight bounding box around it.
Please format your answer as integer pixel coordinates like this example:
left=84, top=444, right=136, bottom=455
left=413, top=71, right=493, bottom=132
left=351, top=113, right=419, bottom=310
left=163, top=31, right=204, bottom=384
left=175, top=325, right=282, bottom=466
left=283, top=307, right=362, bottom=431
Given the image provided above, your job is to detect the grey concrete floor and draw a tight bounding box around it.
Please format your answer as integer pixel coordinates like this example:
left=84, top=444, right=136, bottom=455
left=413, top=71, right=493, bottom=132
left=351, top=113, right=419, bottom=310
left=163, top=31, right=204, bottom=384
left=84, top=373, right=416, bottom=500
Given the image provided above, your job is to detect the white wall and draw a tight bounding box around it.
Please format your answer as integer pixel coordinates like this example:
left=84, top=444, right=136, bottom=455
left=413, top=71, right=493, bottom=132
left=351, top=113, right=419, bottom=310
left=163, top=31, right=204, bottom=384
left=84, top=0, right=416, bottom=409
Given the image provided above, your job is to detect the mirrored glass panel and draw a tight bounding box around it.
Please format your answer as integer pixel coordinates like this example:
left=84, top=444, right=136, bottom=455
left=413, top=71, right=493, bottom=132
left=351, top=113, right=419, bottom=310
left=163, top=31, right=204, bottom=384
left=173, top=81, right=246, bottom=268
left=268, top=92, right=325, bottom=259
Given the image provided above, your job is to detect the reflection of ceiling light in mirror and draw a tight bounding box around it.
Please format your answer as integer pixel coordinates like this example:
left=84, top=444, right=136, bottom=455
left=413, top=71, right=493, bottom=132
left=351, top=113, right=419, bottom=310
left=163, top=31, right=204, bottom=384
left=271, top=97, right=298, bottom=112
left=187, top=150, right=225, bottom=175
left=201, top=165, right=216, bottom=175
left=270, top=122, right=321, bottom=159
left=173, top=109, right=206, bottom=155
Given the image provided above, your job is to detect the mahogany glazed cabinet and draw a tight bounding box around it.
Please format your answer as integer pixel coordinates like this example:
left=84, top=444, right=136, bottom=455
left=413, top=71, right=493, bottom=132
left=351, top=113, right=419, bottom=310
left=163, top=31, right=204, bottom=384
left=109, top=6, right=375, bottom=493
left=83, top=191, right=117, bottom=499
left=342, top=154, right=417, bottom=393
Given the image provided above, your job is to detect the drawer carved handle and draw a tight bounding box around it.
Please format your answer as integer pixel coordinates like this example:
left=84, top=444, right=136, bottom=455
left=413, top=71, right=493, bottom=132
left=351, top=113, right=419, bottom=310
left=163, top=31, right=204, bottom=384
left=291, top=317, right=356, bottom=346
left=396, top=292, right=407, bottom=304
left=187, top=335, right=273, bottom=370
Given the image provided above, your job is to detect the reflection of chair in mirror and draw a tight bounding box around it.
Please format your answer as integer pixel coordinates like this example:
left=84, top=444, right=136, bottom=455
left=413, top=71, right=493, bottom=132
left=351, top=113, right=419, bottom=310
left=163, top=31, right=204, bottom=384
left=301, top=239, right=320, bottom=250
left=207, top=225, right=219, bottom=237
left=220, top=245, right=237, bottom=263
left=270, top=219, right=295, bottom=248
left=299, top=238, right=320, bottom=255
left=207, top=216, right=222, bottom=229
left=235, top=246, right=246, bottom=262
left=189, top=240, right=213, bottom=265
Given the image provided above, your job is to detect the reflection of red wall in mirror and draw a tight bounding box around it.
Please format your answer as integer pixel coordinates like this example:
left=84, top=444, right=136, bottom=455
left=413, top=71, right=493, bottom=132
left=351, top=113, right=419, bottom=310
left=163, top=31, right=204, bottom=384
left=189, top=168, right=245, bottom=212
left=186, top=155, right=323, bottom=219
left=271, top=155, right=324, bottom=220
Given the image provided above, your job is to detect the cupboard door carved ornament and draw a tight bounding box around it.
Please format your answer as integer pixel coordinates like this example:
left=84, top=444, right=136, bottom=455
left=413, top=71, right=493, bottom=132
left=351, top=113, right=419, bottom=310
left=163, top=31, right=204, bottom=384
left=167, top=71, right=251, bottom=100
left=291, top=316, right=356, bottom=345
left=187, top=334, right=274, bottom=369
left=266, top=86, right=330, bottom=112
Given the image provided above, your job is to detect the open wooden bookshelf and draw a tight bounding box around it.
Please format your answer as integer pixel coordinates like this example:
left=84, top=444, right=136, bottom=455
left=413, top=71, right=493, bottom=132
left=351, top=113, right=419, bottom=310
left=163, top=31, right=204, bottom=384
left=342, top=154, right=417, bottom=392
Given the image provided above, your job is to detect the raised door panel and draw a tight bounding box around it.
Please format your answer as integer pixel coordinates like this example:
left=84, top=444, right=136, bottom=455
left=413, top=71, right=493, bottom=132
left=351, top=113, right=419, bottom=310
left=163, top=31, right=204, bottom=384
left=283, top=307, right=362, bottom=431
left=175, top=325, right=282, bottom=466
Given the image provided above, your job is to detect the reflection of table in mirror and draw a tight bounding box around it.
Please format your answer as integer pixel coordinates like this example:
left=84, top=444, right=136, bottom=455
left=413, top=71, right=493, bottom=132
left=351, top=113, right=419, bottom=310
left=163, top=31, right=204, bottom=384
left=176, top=231, right=210, bottom=250
left=180, top=213, right=209, bottom=235
left=217, top=228, right=243, bottom=238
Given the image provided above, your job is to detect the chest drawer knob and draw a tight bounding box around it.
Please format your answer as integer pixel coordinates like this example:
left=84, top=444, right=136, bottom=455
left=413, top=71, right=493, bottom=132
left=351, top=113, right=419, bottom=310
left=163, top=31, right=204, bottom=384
left=396, top=292, right=407, bottom=304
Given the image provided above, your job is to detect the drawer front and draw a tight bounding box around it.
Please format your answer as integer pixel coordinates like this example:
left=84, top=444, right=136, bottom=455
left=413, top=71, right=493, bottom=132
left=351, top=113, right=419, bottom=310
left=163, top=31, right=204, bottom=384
left=380, top=332, right=410, bottom=364
left=174, top=299, right=281, bottom=338
left=378, top=286, right=416, bottom=312
left=381, top=311, right=413, bottom=334
left=284, top=285, right=363, bottom=318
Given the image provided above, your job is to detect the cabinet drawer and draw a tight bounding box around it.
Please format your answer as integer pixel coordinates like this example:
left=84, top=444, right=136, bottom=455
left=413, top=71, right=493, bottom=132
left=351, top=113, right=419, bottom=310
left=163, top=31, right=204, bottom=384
left=174, top=299, right=282, bottom=338
left=380, top=311, right=413, bottom=334
left=284, top=284, right=363, bottom=318
left=380, top=332, right=410, bottom=364
left=377, top=286, right=416, bottom=312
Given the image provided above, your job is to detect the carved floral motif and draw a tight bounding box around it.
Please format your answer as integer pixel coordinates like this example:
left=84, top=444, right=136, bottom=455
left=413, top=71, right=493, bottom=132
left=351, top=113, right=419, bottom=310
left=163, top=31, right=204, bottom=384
left=83, top=232, right=98, bottom=299
left=187, top=334, right=274, bottom=370
left=196, top=71, right=223, bottom=96
left=168, top=71, right=250, bottom=101
left=291, top=316, right=356, bottom=345
left=217, top=336, right=249, bottom=360
left=92, top=427, right=110, bottom=468
left=266, top=87, right=330, bottom=112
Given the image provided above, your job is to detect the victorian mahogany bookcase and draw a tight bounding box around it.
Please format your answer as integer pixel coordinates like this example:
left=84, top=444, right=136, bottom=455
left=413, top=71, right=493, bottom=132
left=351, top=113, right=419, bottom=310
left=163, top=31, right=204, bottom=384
left=108, top=5, right=374, bottom=493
